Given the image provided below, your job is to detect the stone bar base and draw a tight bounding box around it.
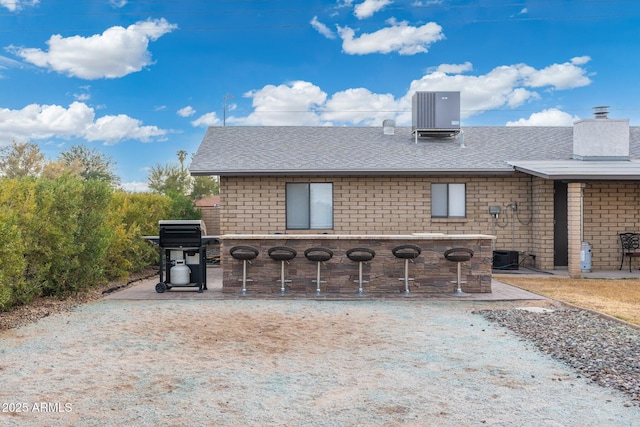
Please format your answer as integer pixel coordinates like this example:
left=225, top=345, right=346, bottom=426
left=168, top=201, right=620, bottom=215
left=221, top=234, right=494, bottom=296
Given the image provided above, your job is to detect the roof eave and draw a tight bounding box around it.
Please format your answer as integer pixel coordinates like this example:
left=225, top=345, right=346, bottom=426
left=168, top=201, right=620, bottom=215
left=189, top=168, right=516, bottom=177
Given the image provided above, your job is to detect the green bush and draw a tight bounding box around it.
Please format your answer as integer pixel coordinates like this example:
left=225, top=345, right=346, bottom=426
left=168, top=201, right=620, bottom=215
left=17, top=176, right=114, bottom=296
left=0, top=212, right=29, bottom=310
left=0, top=176, right=179, bottom=309
left=105, top=191, right=172, bottom=279
left=0, top=179, right=37, bottom=310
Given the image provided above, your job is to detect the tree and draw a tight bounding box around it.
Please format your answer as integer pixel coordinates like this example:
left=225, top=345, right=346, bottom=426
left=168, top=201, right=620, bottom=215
left=147, top=150, right=218, bottom=200
left=59, top=145, right=120, bottom=187
left=0, top=141, right=45, bottom=178
left=177, top=149, right=188, bottom=172
left=147, top=163, right=190, bottom=195
left=41, top=158, right=84, bottom=180
left=191, top=175, right=219, bottom=200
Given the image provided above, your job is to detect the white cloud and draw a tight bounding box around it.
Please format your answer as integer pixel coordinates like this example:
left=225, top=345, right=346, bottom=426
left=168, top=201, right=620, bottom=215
left=506, top=87, right=538, bottom=108
left=109, top=0, right=127, bottom=7
left=232, top=81, right=328, bottom=126
left=73, top=93, right=91, bottom=102
left=119, top=181, right=149, bottom=192
left=435, top=62, right=472, bottom=74
left=570, top=55, right=591, bottom=66
left=323, top=88, right=398, bottom=125
left=519, top=57, right=592, bottom=90
left=506, top=108, right=580, bottom=126
left=337, top=0, right=355, bottom=8
left=0, top=54, right=24, bottom=77
left=228, top=57, right=591, bottom=126
left=310, top=16, right=336, bottom=39
left=353, top=0, right=393, bottom=20
left=191, top=112, right=221, bottom=127
left=177, top=106, right=196, bottom=117
left=0, top=0, right=38, bottom=12
left=85, top=114, right=167, bottom=145
left=11, top=18, right=177, bottom=79
left=337, top=19, right=444, bottom=55
left=405, top=58, right=591, bottom=120
left=0, top=54, right=23, bottom=68
left=0, top=102, right=168, bottom=145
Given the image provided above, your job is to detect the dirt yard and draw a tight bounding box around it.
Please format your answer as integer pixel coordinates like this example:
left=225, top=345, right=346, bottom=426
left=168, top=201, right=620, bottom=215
left=493, top=274, right=640, bottom=326
left=1, top=296, right=639, bottom=426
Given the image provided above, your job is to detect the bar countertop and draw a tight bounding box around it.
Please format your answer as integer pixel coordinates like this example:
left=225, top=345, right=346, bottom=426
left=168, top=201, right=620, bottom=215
left=222, top=233, right=496, bottom=240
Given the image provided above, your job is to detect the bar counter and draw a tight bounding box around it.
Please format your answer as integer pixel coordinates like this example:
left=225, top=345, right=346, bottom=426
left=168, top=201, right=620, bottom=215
left=221, top=234, right=495, bottom=295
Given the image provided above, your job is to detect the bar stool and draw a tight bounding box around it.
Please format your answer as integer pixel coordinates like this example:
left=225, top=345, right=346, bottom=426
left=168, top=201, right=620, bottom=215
left=229, top=246, right=259, bottom=295
left=346, top=248, right=376, bottom=295
left=392, top=244, right=422, bottom=294
left=304, top=247, right=334, bottom=295
left=268, top=246, right=297, bottom=294
left=443, top=248, right=474, bottom=296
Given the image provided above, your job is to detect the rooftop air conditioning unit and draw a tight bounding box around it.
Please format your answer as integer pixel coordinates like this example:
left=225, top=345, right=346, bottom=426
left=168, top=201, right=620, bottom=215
left=412, top=91, right=461, bottom=138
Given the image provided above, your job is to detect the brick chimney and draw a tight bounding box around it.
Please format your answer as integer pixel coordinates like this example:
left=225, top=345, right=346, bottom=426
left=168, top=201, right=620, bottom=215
left=573, top=106, right=630, bottom=161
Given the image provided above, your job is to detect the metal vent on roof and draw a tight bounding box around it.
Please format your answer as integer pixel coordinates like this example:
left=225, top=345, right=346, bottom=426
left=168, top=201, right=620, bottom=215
left=593, top=106, right=609, bottom=119
left=382, top=119, right=396, bottom=135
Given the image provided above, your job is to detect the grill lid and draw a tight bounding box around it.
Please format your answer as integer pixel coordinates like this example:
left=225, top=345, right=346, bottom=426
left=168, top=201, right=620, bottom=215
left=158, top=220, right=206, bottom=248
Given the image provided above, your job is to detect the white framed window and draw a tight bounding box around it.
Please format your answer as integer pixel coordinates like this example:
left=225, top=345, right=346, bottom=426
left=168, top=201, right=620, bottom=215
left=286, top=183, right=333, bottom=229
left=431, top=183, right=466, bottom=218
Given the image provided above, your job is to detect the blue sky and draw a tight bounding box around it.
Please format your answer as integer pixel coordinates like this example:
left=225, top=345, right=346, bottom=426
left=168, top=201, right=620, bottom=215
left=1, top=0, right=639, bottom=191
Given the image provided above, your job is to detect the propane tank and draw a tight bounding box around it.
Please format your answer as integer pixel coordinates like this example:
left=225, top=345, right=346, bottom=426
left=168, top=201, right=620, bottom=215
left=170, top=259, right=191, bottom=285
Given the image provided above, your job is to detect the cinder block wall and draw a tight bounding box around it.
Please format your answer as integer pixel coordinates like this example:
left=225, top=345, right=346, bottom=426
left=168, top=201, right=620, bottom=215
left=531, top=178, right=555, bottom=270
left=583, top=182, right=640, bottom=270
left=214, top=175, right=640, bottom=273
left=198, top=206, right=221, bottom=235
left=219, top=174, right=555, bottom=267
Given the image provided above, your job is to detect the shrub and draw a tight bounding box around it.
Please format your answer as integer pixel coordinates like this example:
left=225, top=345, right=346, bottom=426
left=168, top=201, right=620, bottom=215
left=104, top=191, right=172, bottom=279
left=0, top=179, right=37, bottom=309
left=0, top=177, right=177, bottom=307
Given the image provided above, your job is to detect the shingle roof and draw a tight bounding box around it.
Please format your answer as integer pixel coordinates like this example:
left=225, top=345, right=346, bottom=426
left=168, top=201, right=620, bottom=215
left=190, top=125, right=640, bottom=178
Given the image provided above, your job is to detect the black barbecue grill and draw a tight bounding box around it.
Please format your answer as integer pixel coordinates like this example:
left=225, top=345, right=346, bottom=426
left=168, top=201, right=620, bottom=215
left=144, top=220, right=219, bottom=293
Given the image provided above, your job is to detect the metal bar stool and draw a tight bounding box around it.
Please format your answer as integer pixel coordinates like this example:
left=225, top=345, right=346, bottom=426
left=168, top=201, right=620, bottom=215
left=268, top=246, right=297, bottom=294
left=229, top=246, right=259, bottom=295
left=392, top=244, right=422, bottom=294
left=443, top=248, right=474, bottom=296
left=304, top=247, right=334, bottom=295
left=346, top=248, right=376, bottom=295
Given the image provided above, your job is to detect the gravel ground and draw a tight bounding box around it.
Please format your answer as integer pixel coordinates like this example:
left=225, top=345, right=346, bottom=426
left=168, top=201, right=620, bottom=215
left=0, top=297, right=639, bottom=426
left=477, top=307, right=640, bottom=405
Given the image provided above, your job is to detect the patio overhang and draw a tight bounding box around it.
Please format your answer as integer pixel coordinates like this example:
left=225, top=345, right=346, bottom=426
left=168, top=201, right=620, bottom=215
left=507, top=159, right=640, bottom=181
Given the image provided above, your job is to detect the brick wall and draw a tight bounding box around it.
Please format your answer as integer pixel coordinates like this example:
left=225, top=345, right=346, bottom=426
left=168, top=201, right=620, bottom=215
left=221, top=236, right=493, bottom=295
left=199, top=206, right=221, bottom=236
left=583, top=182, right=640, bottom=270
left=217, top=175, right=640, bottom=273
left=531, top=178, right=554, bottom=270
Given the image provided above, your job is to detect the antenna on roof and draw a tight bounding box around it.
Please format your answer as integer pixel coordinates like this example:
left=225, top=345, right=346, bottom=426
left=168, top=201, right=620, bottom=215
left=223, top=93, right=233, bottom=126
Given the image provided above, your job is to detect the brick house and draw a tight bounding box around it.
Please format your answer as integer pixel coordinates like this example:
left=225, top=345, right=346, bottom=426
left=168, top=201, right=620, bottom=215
left=190, top=111, right=640, bottom=278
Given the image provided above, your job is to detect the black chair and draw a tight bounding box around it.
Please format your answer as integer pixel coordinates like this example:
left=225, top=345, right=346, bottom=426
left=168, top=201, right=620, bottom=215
left=268, top=246, right=297, bottom=294
left=444, top=248, right=474, bottom=296
left=304, top=247, right=334, bottom=294
left=619, top=232, right=640, bottom=272
left=346, top=248, right=376, bottom=295
left=392, top=244, right=422, bottom=294
left=229, top=246, right=259, bottom=295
